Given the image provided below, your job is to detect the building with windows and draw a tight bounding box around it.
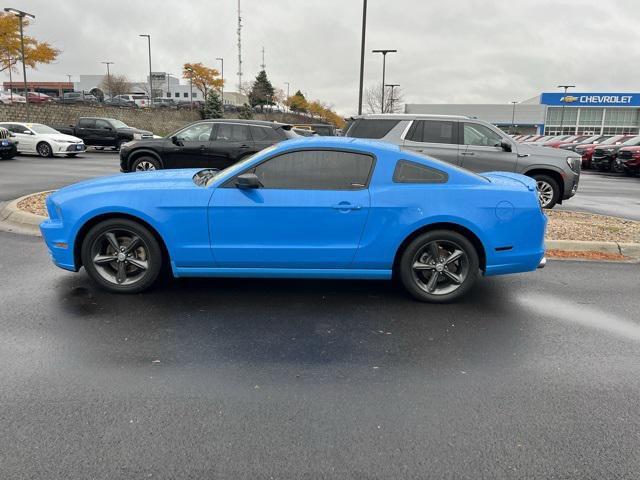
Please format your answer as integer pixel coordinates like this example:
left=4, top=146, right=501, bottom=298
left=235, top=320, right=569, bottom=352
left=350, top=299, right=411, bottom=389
left=405, top=92, right=640, bottom=136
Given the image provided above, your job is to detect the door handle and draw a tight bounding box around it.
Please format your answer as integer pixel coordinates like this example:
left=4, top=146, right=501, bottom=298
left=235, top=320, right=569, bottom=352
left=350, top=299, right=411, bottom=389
left=239, top=144, right=250, bottom=149
left=461, top=152, right=475, bottom=156
left=332, top=203, right=362, bottom=211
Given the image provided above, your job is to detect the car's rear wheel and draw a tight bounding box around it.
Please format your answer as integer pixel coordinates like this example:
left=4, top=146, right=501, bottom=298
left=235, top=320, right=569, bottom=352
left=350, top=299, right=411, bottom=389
left=81, top=219, right=162, bottom=293
left=131, top=156, right=161, bottom=172
left=532, top=174, right=559, bottom=209
left=399, top=230, right=479, bottom=303
left=36, top=142, right=53, bottom=158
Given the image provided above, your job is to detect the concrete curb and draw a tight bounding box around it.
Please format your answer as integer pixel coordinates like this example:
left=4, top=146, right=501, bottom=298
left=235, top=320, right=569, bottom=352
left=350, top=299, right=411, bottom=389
left=1, top=192, right=640, bottom=260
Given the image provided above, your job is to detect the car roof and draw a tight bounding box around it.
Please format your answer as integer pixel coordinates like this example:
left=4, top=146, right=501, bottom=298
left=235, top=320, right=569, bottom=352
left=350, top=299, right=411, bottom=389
left=351, top=113, right=470, bottom=120
left=279, top=136, right=401, bottom=153
left=193, top=119, right=291, bottom=128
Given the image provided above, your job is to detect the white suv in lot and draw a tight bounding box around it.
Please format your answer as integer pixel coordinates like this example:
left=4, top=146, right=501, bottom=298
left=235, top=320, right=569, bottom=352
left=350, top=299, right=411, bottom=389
left=346, top=114, right=582, bottom=209
left=0, top=122, right=86, bottom=157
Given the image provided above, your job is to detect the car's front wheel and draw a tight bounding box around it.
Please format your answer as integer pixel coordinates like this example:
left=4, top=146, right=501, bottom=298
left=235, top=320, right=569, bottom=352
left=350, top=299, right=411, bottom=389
left=532, top=174, right=559, bottom=209
left=36, top=142, right=53, bottom=158
left=81, top=218, right=163, bottom=293
left=131, top=156, right=161, bottom=172
left=399, top=230, right=479, bottom=303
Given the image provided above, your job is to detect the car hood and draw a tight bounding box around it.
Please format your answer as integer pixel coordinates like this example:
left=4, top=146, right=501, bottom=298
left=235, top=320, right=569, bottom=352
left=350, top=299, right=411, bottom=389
left=619, top=145, right=640, bottom=152
left=42, top=133, right=83, bottom=143
left=517, top=142, right=578, bottom=161
left=51, top=169, right=202, bottom=203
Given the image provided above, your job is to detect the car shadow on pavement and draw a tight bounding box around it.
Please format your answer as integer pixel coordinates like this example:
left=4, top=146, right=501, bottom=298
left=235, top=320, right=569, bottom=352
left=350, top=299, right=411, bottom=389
left=54, top=272, right=531, bottom=371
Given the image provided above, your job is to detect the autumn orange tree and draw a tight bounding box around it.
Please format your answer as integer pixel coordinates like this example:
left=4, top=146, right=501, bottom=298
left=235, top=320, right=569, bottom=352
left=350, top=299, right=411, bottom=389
left=0, top=13, right=59, bottom=73
left=182, top=63, right=223, bottom=100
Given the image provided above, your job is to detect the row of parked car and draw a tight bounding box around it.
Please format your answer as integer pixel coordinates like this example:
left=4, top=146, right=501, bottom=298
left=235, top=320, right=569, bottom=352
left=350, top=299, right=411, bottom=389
left=511, top=133, right=640, bottom=176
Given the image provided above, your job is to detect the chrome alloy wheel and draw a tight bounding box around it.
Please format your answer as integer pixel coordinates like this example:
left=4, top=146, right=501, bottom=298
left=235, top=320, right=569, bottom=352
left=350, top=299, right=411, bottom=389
left=536, top=180, right=554, bottom=208
left=135, top=160, right=156, bottom=171
left=37, top=142, right=52, bottom=157
left=411, top=240, right=470, bottom=296
left=90, top=230, right=150, bottom=286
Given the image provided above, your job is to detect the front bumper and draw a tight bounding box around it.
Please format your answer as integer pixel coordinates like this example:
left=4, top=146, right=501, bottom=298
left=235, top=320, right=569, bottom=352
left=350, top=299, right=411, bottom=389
left=591, top=154, right=614, bottom=169
left=52, top=142, right=86, bottom=155
left=40, top=218, right=77, bottom=271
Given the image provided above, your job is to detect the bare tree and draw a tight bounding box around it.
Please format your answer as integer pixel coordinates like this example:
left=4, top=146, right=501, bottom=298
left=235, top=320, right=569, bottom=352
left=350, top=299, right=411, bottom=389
left=99, top=74, right=132, bottom=98
left=365, top=83, right=404, bottom=114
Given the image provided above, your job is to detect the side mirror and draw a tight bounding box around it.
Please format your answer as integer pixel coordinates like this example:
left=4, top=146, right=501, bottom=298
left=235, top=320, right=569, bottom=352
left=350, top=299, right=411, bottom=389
left=170, top=135, right=182, bottom=146
left=235, top=173, right=262, bottom=189
left=500, top=140, right=512, bottom=152
left=22, top=130, right=32, bottom=135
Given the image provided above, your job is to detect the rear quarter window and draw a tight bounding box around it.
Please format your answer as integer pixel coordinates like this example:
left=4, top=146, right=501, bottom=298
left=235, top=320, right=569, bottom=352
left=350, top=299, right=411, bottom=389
left=393, top=160, right=448, bottom=184
left=347, top=119, right=400, bottom=139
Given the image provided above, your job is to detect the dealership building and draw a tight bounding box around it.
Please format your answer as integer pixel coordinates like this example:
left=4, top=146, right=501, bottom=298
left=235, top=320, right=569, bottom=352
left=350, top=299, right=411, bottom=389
left=405, top=92, right=640, bottom=136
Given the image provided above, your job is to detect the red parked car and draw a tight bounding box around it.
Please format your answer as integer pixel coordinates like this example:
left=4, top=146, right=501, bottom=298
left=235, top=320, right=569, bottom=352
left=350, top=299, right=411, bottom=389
left=575, top=135, right=631, bottom=169
left=544, top=135, right=597, bottom=148
left=26, top=92, right=52, bottom=104
left=614, top=146, right=640, bottom=176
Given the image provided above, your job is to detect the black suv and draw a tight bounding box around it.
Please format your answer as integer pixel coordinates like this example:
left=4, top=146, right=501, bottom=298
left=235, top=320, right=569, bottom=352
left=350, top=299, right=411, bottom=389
left=120, top=119, right=296, bottom=172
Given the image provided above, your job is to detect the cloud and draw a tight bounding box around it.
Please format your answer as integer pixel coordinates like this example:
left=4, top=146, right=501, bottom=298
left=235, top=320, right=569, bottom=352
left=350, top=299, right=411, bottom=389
left=18, top=0, right=640, bottom=116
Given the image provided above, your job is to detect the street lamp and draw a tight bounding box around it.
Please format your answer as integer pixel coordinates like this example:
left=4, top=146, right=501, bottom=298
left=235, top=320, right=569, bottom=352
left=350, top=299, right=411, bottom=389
left=139, top=34, right=153, bottom=106
left=510, top=101, right=518, bottom=134
left=284, top=82, right=290, bottom=112
left=185, top=66, right=194, bottom=110
left=357, top=0, right=368, bottom=115
left=4, top=7, right=35, bottom=121
left=385, top=83, right=400, bottom=113
left=372, top=49, right=397, bottom=113
left=558, top=84, right=575, bottom=135
left=101, top=61, right=114, bottom=99
left=216, top=57, right=224, bottom=106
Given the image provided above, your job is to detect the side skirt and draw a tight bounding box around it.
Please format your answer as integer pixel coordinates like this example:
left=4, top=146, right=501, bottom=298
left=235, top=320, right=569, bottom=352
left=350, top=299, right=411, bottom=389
left=172, top=265, right=392, bottom=280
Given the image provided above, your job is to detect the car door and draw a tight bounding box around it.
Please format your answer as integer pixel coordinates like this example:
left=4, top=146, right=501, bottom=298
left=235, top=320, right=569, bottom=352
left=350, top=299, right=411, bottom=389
left=209, top=149, right=374, bottom=269
left=9, top=124, right=36, bottom=153
left=163, top=122, right=214, bottom=168
left=207, top=123, right=256, bottom=169
left=402, top=120, right=460, bottom=165
left=94, top=119, right=118, bottom=146
left=76, top=118, right=96, bottom=145
left=459, top=122, right=518, bottom=172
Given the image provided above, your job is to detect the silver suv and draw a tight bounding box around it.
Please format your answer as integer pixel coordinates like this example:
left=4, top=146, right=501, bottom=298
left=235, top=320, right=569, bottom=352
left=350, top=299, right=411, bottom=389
left=346, top=114, right=581, bottom=208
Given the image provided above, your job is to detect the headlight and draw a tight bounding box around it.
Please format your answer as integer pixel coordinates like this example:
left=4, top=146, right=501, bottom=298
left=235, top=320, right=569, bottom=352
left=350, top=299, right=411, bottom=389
left=566, top=156, right=581, bottom=173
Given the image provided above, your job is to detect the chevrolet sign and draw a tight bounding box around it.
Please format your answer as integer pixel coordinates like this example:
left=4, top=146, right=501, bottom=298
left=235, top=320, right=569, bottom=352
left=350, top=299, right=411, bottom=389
left=541, top=92, right=640, bottom=107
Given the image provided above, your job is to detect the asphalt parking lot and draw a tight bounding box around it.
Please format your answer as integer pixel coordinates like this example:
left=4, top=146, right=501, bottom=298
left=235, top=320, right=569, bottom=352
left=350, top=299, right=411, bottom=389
left=1, top=150, right=639, bottom=478
left=1, top=230, right=639, bottom=478
left=1, top=150, right=639, bottom=220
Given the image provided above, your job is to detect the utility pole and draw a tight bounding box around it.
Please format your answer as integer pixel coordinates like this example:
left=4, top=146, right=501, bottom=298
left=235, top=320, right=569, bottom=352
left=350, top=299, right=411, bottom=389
left=260, top=46, right=266, bottom=70
left=186, top=66, right=194, bottom=110
left=237, top=0, right=243, bottom=92
left=216, top=57, right=224, bottom=106
left=139, top=34, right=153, bottom=106
left=357, top=0, right=367, bottom=115
left=510, top=101, right=518, bottom=134
left=101, top=61, right=114, bottom=99
left=558, top=84, right=575, bottom=135
left=372, top=49, right=397, bottom=113
left=7, top=57, right=13, bottom=102
left=4, top=8, right=35, bottom=121
left=385, top=83, right=400, bottom=113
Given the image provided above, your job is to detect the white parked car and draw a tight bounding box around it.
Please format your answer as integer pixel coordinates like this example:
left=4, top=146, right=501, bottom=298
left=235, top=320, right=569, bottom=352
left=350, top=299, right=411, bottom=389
left=0, top=122, right=86, bottom=157
left=113, top=94, right=150, bottom=108
left=0, top=91, right=26, bottom=104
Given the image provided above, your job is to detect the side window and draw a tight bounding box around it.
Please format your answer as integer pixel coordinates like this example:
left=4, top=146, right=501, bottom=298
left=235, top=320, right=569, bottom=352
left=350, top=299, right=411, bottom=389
left=250, top=126, right=272, bottom=141
left=176, top=123, right=213, bottom=142
left=406, top=120, right=455, bottom=144
left=463, top=123, right=503, bottom=147
left=393, top=160, right=448, bottom=184
left=252, top=150, right=374, bottom=190
left=78, top=118, right=95, bottom=128
left=215, top=124, right=251, bottom=142
left=347, top=119, right=400, bottom=139
left=95, top=119, right=111, bottom=130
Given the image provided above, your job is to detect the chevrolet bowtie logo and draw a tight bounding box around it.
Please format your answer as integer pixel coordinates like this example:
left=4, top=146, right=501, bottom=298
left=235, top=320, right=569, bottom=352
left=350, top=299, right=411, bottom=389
left=561, top=95, right=578, bottom=103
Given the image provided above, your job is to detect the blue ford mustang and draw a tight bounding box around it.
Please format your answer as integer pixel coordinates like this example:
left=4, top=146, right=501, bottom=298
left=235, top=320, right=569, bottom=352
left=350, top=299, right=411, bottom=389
left=40, top=137, right=546, bottom=302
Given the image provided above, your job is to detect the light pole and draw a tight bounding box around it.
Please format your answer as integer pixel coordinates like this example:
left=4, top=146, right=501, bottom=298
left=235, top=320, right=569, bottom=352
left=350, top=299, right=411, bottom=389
left=101, top=61, right=114, bottom=100
left=216, top=57, right=224, bottom=106
left=372, top=49, right=397, bottom=113
left=7, top=56, right=14, bottom=102
left=4, top=8, right=35, bottom=121
left=385, top=83, right=399, bottom=113
left=185, top=66, right=194, bottom=110
left=284, top=82, right=290, bottom=112
left=558, top=84, right=575, bottom=135
left=510, top=101, right=518, bottom=134
left=357, top=0, right=367, bottom=115
left=139, top=34, right=153, bottom=106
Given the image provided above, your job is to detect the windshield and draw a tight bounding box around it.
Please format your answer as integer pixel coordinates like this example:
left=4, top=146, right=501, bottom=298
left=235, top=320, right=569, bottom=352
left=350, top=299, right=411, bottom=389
left=602, top=135, right=623, bottom=145
left=204, top=145, right=278, bottom=187
left=621, top=135, right=640, bottom=145
left=110, top=120, right=129, bottom=128
left=28, top=124, right=59, bottom=134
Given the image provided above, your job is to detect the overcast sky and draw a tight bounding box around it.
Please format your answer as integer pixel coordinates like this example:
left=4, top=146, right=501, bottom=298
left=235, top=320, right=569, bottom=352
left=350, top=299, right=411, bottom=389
left=14, top=0, right=640, bottom=115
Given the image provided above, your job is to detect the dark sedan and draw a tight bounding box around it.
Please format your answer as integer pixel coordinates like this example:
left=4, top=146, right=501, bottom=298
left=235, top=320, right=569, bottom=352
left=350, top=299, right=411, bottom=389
left=119, top=119, right=297, bottom=172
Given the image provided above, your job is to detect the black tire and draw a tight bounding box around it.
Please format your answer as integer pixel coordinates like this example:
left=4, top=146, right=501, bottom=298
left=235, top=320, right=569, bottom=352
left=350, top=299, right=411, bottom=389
left=36, top=142, right=53, bottom=158
left=115, top=139, right=125, bottom=151
left=81, top=218, right=163, bottom=294
left=399, top=230, right=479, bottom=303
left=131, top=155, right=162, bottom=172
left=531, top=174, right=559, bottom=209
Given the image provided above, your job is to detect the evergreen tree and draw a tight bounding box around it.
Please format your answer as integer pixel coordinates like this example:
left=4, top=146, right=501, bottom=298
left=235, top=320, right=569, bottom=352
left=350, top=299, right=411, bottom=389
left=203, top=90, right=223, bottom=119
left=248, top=70, right=275, bottom=111
left=239, top=103, right=254, bottom=119
left=288, top=90, right=308, bottom=113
